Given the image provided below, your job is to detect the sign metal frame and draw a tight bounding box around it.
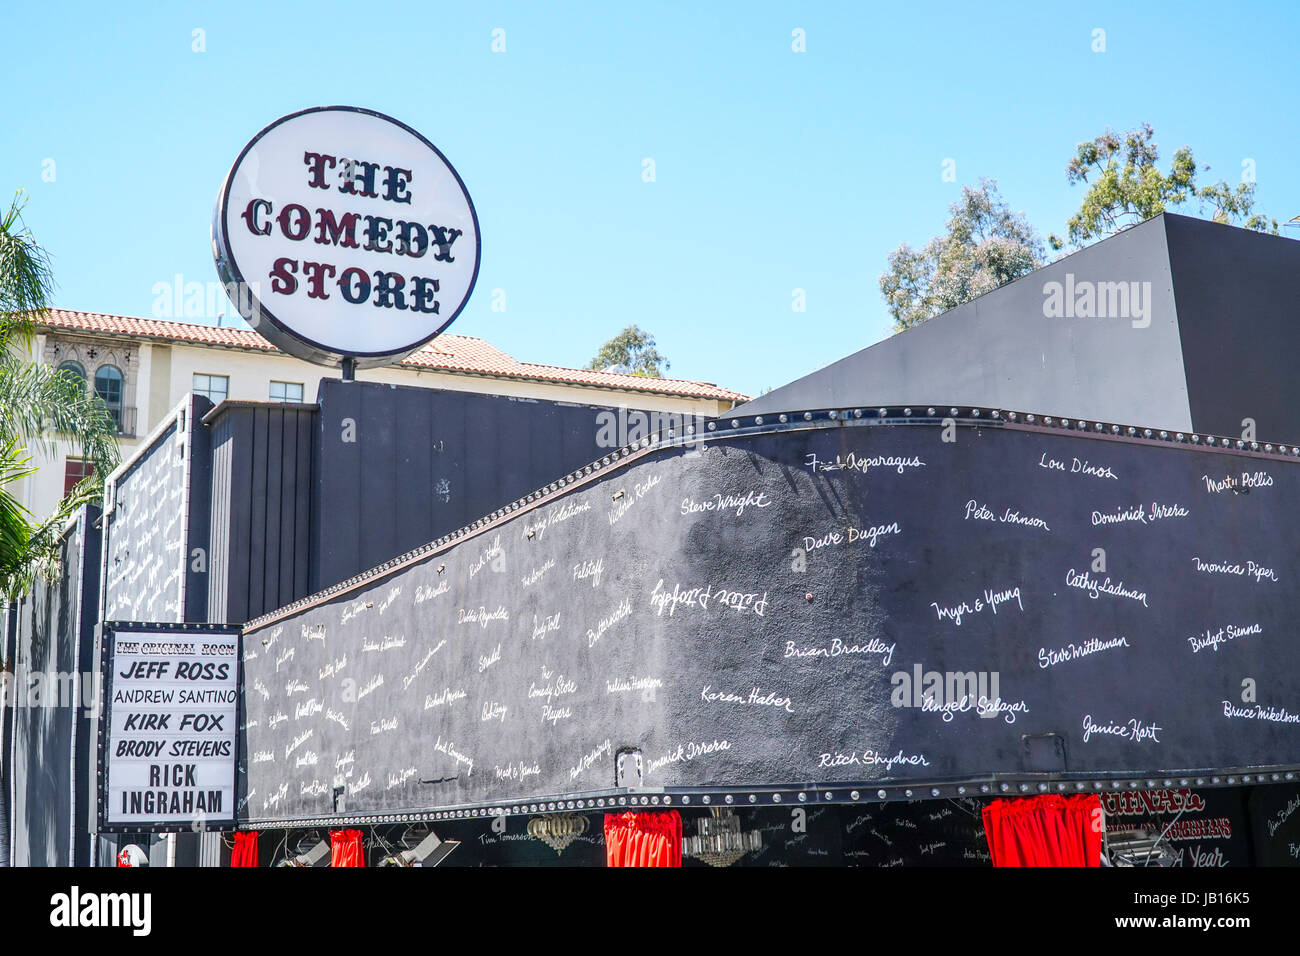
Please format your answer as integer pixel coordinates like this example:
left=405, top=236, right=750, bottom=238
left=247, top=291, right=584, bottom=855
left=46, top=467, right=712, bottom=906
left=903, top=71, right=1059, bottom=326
left=212, top=104, right=481, bottom=369
left=97, top=621, right=243, bottom=834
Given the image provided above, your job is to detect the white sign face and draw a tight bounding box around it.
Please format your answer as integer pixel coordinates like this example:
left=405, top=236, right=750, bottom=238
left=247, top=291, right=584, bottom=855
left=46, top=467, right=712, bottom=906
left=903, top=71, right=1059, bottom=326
left=103, top=629, right=239, bottom=828
left=213, top=106, right=480, bottom=368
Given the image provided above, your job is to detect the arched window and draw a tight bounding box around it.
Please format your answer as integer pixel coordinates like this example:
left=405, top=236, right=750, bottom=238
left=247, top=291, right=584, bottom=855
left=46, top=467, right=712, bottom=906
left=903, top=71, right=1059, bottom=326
left=94, top=364, right=124, bottom=431
left=58, top=360, right=86, bottom=389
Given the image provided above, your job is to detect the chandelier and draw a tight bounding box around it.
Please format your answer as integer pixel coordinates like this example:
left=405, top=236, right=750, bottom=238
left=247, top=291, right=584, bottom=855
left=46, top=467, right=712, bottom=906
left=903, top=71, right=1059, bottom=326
left=682, top=808, right=763, bottom=867
left=528, top=813, right=589, bottom=854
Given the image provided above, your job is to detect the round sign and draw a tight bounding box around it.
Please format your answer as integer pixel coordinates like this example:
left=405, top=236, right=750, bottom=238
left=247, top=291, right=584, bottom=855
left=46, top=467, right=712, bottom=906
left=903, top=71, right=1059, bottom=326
left=212, top=106, right=480, bottom=368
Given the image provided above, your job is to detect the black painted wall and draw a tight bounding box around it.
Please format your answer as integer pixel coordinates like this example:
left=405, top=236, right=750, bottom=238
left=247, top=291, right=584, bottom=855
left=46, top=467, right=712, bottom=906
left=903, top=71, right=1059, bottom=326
left=10, top=507, right=99, bottom=867
left=1165, top=215, right=1300, bottom=444
left=206, top=402, right=315, bottom=625
left=308, top=380, right=665, bottom=597
left=203, top=383, right=668, bottom=625
left=240, top=414, right=1300, bottom=825
left=738, top=215, right=1300, bottom=446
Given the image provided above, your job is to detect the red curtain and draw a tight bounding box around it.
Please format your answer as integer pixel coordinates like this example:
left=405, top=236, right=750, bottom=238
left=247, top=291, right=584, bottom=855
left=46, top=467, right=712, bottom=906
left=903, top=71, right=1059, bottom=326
left=330, top=829, right=366, bottom=867
left=231, top=831, right=260, bottom=867
left=604, top=810, right=682, bottom=867
left=982, top=794, right=1102, bottom=866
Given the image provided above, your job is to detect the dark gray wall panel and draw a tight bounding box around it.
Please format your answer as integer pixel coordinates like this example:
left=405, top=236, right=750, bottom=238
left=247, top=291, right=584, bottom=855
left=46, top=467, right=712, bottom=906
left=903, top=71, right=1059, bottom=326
left=241, top=414, right=1300, bottom=825
left=309, top=380, right=665, bottom=594
left=71, top=506, right=101, bottom=867
left=10, top=512, right=98, bottom=866
left=737, top=216, right=1191, bottom=431
left=1165, top=215, right=1300, bottom=445
left=206, top=403, right=318, bottom=626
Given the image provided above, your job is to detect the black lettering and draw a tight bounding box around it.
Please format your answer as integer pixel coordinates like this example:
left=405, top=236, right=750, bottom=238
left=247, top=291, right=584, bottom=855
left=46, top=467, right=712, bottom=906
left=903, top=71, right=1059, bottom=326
left=372, top=271, right=406, bottom=310
left=337, top=267, right=370, bottom=304
left=363, top=215, right=394, bottom=253
left=276, top=204, right=311, bottom=241
left=313, top=209, right=361, bottom=248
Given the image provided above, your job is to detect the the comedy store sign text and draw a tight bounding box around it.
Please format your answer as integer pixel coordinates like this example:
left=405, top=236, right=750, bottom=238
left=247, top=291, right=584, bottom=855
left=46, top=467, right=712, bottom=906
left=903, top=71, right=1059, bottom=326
left=213, top=106, right=480, bottom=367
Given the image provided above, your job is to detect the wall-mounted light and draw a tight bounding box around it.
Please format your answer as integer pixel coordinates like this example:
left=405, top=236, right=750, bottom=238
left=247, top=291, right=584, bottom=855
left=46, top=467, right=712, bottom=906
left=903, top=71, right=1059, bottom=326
left=278, top=832, right=330, bottom=867
left=378, top=828, right=459, bottom=867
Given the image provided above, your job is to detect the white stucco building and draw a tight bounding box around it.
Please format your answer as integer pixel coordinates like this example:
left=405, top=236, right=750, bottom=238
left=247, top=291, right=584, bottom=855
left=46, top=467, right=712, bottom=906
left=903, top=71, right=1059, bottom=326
left=17, top=310, right=747, bottom=522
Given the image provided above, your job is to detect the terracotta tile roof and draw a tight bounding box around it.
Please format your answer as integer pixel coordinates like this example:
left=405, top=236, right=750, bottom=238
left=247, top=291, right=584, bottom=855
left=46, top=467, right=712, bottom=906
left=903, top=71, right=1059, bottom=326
left=37, top=309, right=749, bottom=403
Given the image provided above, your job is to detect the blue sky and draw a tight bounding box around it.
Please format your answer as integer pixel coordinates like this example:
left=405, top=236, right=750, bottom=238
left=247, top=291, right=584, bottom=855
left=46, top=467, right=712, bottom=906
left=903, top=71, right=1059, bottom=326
left=4, top=1, right=1297, bottom=398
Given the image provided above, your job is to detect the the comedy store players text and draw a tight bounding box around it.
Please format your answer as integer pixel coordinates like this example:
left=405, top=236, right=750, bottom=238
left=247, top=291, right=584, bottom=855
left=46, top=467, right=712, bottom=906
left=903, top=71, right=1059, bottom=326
left=240, top=153, right=463, bottom=315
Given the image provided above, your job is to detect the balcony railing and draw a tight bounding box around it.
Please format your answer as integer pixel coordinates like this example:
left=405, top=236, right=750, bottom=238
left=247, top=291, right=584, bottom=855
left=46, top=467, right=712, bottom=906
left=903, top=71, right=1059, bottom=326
left=105, top=405, right=137, bottom=438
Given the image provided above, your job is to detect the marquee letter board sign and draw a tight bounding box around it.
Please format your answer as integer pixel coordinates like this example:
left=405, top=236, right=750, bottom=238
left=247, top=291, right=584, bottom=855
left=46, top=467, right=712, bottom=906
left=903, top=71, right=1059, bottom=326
left=99, top=622, right=241, bottom=832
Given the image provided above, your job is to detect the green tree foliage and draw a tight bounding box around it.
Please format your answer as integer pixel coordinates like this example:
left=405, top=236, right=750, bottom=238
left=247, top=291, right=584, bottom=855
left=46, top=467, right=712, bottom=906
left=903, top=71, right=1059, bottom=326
left=586, top=324, right=670, bottom=378
left=880, top=178, right=1045, bottom=332
left=0, top=192, right=120, bottom=597
left=1050, top=123, right=1278, bottom=250
left=1199, top=179, right=1279, bottom=234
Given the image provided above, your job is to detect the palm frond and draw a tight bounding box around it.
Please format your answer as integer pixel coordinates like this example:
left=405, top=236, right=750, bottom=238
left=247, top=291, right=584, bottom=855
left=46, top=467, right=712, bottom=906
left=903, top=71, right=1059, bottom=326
left=0, top=357, right=120, bottom=479
left=0, top=191, right=55, bottom=354
left=0, top=438, right=36, bottom=583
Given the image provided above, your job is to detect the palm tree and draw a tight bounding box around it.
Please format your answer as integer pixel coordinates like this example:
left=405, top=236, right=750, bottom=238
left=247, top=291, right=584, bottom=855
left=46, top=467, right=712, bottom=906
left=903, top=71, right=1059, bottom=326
left=0, top=191, right=119, bottom=591
left=0, top=190, right=122, bottom=865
